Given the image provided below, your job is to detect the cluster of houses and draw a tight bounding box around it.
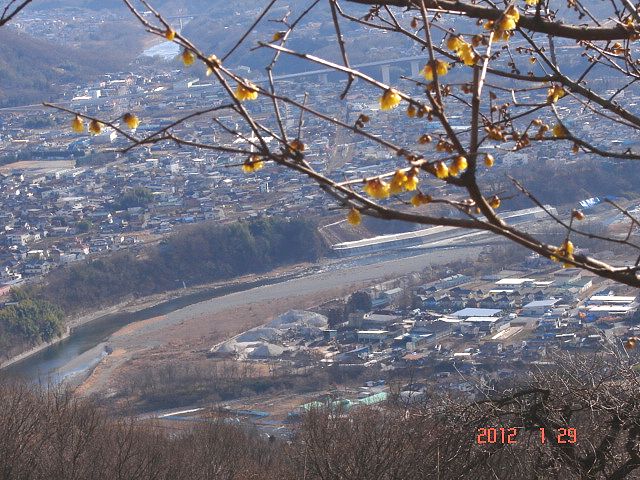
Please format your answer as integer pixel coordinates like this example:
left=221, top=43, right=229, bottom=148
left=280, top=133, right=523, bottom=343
left=208, top=258, right=639, bottom=402
left=2, top=3, right=640, bottom=317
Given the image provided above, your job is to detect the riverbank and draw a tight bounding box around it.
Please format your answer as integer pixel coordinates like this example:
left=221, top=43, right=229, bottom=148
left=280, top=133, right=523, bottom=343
left=5, top=243, right=484, bottom=393
left=0, top=261, right=319, bottom=373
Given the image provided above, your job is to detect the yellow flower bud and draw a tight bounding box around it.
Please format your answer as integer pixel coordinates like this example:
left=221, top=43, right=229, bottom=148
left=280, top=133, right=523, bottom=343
left=572, top=210, right=585, bottom=221
left=165, top=28, right=176, bottom=41
left=289, top=139, right=305, bottom=152
left=347, top=208, right=362, bottom=226
left=453, top=155, right=468, bottom=172
left=552, top=124, right=568, bottom=138
left=411, top=193, right=432, bottom=207
left=418, top=134, right=432, bottom=144
left=484, top=153, right=495, bottom=167
left=205, top=55, right=221, bottom=76
left=71, top=115, right=84, bottom=133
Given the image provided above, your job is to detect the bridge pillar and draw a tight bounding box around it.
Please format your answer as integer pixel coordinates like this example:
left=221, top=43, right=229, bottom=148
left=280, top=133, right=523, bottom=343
left=381, top=64, right=390, bottom=85
left=411, top=61, right=420, bottom=78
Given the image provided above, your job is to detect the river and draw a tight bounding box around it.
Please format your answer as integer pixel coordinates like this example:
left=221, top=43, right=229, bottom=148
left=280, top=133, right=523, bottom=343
left=1, top=242, right=486, bottom=385
left=1, top=272, right=306, bottom=384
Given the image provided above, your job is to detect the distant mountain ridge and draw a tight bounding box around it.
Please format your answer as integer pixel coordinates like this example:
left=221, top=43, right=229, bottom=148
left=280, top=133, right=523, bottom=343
left=0, top=28, right=132, bottom=107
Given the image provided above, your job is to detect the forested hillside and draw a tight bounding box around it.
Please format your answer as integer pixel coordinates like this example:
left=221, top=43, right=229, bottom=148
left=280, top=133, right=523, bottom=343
left=0, top=217, right=325, bottom=359
left=37, top=217, right=324, bottom=314
left=0, top=29, right=133, bottom=107
left=0, top=294, right=64, bottom=361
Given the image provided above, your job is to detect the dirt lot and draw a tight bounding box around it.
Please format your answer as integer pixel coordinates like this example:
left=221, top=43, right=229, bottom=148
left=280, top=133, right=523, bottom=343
left=0, top=160, right=75, bottom=173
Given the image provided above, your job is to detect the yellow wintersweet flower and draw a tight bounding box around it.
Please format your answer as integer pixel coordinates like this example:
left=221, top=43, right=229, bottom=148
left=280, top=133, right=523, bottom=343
left=525, top=0, right=539, bottom=5
left=347, top=208, right=362, bottom=226
left=407, top=105, right=417, bottom=118
left=498, top=15, right=517, bottom=31
left=421, top=64, right=434, bottom=81
left=547, top=85, right=565, bottom=104
left=551, top=239, right=575, bottom=267
left=88, top=119, right=102, bottom=135
left=411, top=192, right=432, bottom=207
left=505, top=5, right=520, bottom=23
left=435, top=60, right=448, bottom=76
left=389, top=170, right=408, bottom=195
left=563, top=239, right=575, bottom=256
left=447, top=35, right=464, bottom=52
left=458, top=43, right=477, bottom=66
left=404, top=170, right=419, bottom=191
left=71, top=115, right=84, bottom=133
left=421, top=60, right=448, bottom=81
left=435, top=161, right=449, bottom=179
left=165, top=28, right=176, bottom=41
left=380, top=88, right=402, bottom=110
left=272, top=31, right=286, bottom=42
left=235, top=81, right=259, bottom=101
left=242, top=156, right=264, bottom=173
left=447, top=34, right=478, bottom=66
left=489, top=196, right=501, bottom=209
left=122, top=113, right=140, bottom=130
left=488, top=5, right=519, bottom=42
left=552, top=124, right=568, bottom=138
left=363, top=178, right=391, bottom=199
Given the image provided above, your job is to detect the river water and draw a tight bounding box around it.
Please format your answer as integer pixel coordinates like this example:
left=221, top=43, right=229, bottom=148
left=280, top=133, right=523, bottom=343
left=1, top=273, right=303, bottom=384
left=1, top=242, right=485, bottom=385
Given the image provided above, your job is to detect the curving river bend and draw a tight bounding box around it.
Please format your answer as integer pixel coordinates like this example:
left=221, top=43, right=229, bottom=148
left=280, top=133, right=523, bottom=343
left=2, top=243, right=485, bottom=385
